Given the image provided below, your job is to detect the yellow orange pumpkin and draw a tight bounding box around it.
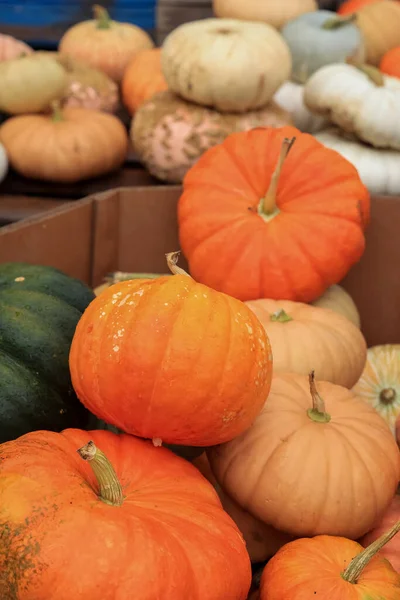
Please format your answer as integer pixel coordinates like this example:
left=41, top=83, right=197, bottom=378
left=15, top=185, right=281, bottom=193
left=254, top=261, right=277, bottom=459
left=122, top=48, right=167, bottom=115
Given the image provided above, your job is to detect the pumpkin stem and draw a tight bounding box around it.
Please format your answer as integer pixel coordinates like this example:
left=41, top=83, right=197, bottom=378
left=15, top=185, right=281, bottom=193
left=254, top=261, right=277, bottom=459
left=77, top=440, right=124, bottom=507
left=270, top=309, right=293, bottom=323
left=379, top=387, right=397, bottom=405
left=322, top=14, right=357, bottom=30
left=50, top=100, right=64, bottom=122
left=260, top=137, right=296, bottom=218
left=307, top=371, right=331, bottom=424
left=166, top=251, right=191, bottom=277
left=93, top=4, right=112, bottom=29
left=105, top=272, right=168, bottom=284
left=342, top=520, right=400, bottom=584
left=346, top=58, right=385, bottom=87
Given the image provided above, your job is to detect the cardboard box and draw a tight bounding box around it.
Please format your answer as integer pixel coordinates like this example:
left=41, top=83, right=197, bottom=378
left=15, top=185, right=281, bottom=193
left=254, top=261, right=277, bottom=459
left=0, top=186, right=398, bottom=347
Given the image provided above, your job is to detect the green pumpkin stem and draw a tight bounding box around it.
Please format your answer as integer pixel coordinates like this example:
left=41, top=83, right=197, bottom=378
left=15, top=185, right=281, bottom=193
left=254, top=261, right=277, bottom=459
left=78, top=441, right=124, bottom=507
left=166, top=251, right=191, bottom=277
left=307, top=371, right=331, bottom=423
left=322, top=13, right=357, bottom=30
left=346, top=57, right=385, bottom=87
left=270, top=309, right=293, bottom=323
left=51, top=100, right=64, bottom=122
left=342, top=520, right=400, bottom=584
left=105, top=272, right=168, bottom=284
left=260, top=137, right=296, bottom=217
left=93, top=4, right=112, bottom=29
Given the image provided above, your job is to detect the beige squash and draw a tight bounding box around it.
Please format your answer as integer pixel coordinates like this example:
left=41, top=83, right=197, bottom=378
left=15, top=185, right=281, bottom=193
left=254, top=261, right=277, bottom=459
left=311, top=284, right=361, bottom=328
left=131, top=90, right=293, bottom=183
left=352, top=344, right=400, bottom=435
left=304, top=63, right=400, bottom=150
left=356, top=0, right=400, bottom=66
left=245, top=299, right=367, bottom=388
left=161, top=18, right=292, bottom=112
left=273, top=81, right=328, bottom=133
left=213, top=0, right=317, bottom=30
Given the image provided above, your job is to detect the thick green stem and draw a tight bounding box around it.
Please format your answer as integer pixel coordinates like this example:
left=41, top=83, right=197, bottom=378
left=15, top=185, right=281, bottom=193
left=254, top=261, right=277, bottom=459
left=260, top=137, right=296, bottom=216
left=346, top=57, right=385, bottom=86
left=322, top=14, right=357, bottom=30
left=342, top=520, right=400, bottom=583
left=270, top=309, right=293, bottom=323
left=78, top=441, right=124, bottom=507
left=166, top=251, right=191, bottom=277
left=307, top=371, right=331, bottom=423
left=93, top=4, right=112, bottom=29
left=51, top=100, right=64, bottom=122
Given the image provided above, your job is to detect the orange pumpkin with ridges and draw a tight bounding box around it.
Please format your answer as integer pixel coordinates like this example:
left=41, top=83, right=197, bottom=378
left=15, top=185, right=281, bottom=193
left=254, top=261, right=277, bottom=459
left=69, top=253, right=273, bottom=446
left=0, top=428, right=252, bottom=599
left=178, top=126, right=370, bottom=303
left=122, top=48, right=167, bottom=115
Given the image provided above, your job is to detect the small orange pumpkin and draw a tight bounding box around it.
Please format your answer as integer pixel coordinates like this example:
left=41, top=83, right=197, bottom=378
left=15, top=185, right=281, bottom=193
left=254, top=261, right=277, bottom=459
left=380, top=45, right=400, bottom=78
left=122, top=48, right=167, bottom=115
left=360, top=493, right=400, bottom=573
left=245, top=299, right=367, bottom=388
left=259, top=521, right=400, bottom=599
left=193, top=453, right=293, bottom=563
left=69, top=253, right=273, bottom=447
left=178, top=126, right=370, bottom=303
left=338, top=0, right=386, bottom=14
left=208, top=372, right=400, bottom=540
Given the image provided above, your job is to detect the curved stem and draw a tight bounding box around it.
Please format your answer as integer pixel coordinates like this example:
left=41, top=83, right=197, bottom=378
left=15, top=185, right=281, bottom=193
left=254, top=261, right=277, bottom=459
left=346, top=58, right=385, bottom=86
left=307, top=371, right=331, bottom=423
left=270, top=309, right=293, bottom=323
left=78, top=440, right=124, bottom=507
left=322, top=14, right=357, bottom=30
left=342, top=520, right=400, bottom=583
left=93, top=4, right=112, bottom=29
left=260, top=137, right=296, bottom=216
left=166, top=251, right=191, bottom=277
left=50, top=100, right=64, bottom=122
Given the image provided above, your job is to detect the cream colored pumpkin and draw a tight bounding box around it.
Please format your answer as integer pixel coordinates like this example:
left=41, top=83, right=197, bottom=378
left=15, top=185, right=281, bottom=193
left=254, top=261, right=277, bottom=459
left=352, top=345, right=400, bottom=436
left=161, top=18, right=292, bottom=113
left=212, top=0, right=317, bottom=30
left=273, top=81, right=328, bottom=133
left=245, top=299, right=367, bottom=388
left=311, top=284, right=361, bottom=328
left=0, top=54, right=67, bottom=114
left=315, top=127, right=400, bottom=195
left=0, top=141, right=8, bottom=183
left=304, top=63, right=400, bottom=150
left=131, top=90, right=293, bottom=183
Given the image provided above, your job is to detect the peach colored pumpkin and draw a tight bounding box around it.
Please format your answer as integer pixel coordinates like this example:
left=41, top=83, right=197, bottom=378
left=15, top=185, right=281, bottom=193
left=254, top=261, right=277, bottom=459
left=122, top=48, right=167, bottom=115
left=208, top=372, right=400, bottom=540
left=193, top=453, right=293, bottom=563
left=0, top=34, right=33, bottom=61
left=360, top=493, right=400, bottom=573
left=245, top=299, right=367, bottom=388
left=356, top=0, right=400, bottom=66
left=212, top=0, right=318, bottom=30
left=131, top=90, right=293, bottom=183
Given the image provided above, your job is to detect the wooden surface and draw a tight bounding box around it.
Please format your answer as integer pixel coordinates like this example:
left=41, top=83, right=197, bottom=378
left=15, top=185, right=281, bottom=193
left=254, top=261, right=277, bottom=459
left=0, top=195, right=70, bottom=226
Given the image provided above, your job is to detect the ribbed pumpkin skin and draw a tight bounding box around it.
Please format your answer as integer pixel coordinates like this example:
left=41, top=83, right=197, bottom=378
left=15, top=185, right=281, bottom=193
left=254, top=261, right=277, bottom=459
left=69, top=275, right=272, bottom=446
left=360, top=493, right=400, bottom=573
left=0, top=263, right=94, bottom=442
left=0, top=428, right=252, bottom=599
left=178, top=126, right=370, bottom=303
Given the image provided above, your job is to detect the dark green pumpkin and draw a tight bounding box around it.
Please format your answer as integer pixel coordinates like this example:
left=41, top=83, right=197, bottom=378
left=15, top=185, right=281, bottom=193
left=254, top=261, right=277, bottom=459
left=0, top=262, right=95, bottom=442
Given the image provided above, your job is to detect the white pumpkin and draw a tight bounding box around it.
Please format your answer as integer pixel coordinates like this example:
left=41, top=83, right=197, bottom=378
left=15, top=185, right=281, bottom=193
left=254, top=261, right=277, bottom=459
left=161, top=18, right=292, bottom=112
left=0, top=141, right=8, bottom=183
left=315, top=127, right=400, bottom=195
left=273, top=81, right=328, bottom=133
left=281, top=11, right=364, bottom=83
left=311, top=284, right=360, bottom=328
left=212, top=0, right=318, bottom=30
left=304, top=63, right=400, bottom=150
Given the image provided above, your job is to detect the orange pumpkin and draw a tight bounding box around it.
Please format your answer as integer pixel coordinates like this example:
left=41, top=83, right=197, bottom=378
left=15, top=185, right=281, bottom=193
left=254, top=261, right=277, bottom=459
left=259, top=521, right=400, bottom=599
left=245, top=299, right=367, bottom=388
left=208, top=372, right=400, bottom=539
left=396, top=414, right=400, bottom=446
left=0, top=34, right=33, bottom=61
left=355, top=0, right=400, bottom=66
left=69, top=253, right=273, bottom=447
left=338, top=0, right=386, bottom=13
left=360, top=493, right=400, bottom=573
left=0, top=428, right=252, bottom=599
left=178, top=126, right=370, bottom=303
left=59, top=5, right=154, bottom=82
left=122, top=48, right=167, bottom=115
left=380, top=46, right=400, bottom=78
left=193, top=453, right=293, bottom=563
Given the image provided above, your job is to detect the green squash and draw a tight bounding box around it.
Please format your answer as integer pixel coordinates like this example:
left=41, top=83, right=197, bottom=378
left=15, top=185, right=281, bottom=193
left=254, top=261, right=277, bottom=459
left=0, top=262, right=95, bottom=442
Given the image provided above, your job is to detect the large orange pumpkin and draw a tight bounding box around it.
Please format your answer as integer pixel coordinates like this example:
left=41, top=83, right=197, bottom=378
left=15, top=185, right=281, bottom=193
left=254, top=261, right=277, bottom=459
left=259, top=521, right=400, bottom=599
left=178, top=126, right=370, bottom=303
left=122, top=48, right=167, bottom=115
left=208, top=372, right=400, bottom=540
left=193, top=453, right=293, bottom=563
left=0, top=428, right=251, bottom=599
left=245, top=299, right=367, bottom=388
left=380, top=46, right=400, bottom=78
left=360, top=493, right=400, bottom=573
left=69, top=253, right=273, bottom=447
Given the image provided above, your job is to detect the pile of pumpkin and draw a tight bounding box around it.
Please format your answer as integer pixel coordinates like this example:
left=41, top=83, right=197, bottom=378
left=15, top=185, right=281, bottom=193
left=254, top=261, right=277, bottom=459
left=1, top=121, right=400, bottom=599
